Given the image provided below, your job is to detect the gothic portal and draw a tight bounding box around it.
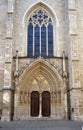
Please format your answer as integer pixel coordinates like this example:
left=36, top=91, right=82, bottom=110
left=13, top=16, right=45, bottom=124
left=14, top=59, right=66, bottom=120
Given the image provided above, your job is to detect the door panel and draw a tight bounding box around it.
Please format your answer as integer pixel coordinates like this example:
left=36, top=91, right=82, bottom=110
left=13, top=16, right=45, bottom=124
left=42, top=91, right=50, bottom=117
left=31, top=91, right=39, bottom=116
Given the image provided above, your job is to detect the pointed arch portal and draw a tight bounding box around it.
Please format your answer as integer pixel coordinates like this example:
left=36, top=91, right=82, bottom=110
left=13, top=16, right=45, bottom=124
left=14, top=59, right=68, bottom=120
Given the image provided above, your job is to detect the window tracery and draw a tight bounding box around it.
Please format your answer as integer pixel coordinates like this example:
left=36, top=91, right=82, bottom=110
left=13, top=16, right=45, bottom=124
left=27, top=9, right=53, bottom=57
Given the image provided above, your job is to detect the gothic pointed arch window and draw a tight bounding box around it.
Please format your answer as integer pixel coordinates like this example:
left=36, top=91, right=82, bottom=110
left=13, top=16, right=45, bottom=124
left=27, top=8, right=54, bottom=58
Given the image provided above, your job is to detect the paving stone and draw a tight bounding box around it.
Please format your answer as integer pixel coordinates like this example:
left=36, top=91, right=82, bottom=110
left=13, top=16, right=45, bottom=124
left=0, top=120, right=83, bottom=130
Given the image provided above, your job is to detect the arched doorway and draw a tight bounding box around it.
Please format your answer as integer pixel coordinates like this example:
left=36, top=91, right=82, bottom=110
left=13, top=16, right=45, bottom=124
left=42, top=91, right=50, bottom=117
left=31, top=91, right=39, bottom=116
left=14, top=59, right=67, bottom=120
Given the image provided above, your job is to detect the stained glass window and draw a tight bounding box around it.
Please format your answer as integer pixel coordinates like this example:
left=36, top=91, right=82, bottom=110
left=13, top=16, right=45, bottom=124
left=27, top=9, right=54, bottom=58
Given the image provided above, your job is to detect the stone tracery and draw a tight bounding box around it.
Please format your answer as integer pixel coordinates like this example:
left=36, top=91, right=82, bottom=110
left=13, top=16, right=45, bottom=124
left=28, top=9, right=53, bottom=26
left=27, top=8, right=53, bottom=57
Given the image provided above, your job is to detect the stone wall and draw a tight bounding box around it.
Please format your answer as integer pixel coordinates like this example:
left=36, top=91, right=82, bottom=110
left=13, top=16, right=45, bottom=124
left=0, top=0, right=7, bottom=89
left=0, top=0, right=83, bottom=121
left=0, top=0, right=7, bottom=119
left=68, top=0, right=83, bottom=120
left=77, top=0, right=83, bottom=120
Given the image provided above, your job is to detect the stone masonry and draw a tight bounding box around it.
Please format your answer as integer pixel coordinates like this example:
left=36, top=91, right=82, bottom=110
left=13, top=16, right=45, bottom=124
left=0, top=0, right=83, bottom=121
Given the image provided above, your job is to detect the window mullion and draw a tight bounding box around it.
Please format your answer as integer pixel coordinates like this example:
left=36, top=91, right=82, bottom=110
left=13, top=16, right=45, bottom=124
left=40, top=26, right=41, bottom=56
left=46, top=25, right=48, bottom=56
left=33, top=25, right=34, bottom=56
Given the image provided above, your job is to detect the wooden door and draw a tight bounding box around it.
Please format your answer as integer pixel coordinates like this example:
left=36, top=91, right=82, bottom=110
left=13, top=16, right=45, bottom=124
left=31, top=91, right=39, bottom=117
left=42, top=91, right=50, bottom=117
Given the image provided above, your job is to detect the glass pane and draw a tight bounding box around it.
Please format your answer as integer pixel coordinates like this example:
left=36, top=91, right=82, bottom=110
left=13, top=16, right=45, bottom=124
left=48, top=24, right=53, bottom=57
left=41, top=25, right=46, bottom=57
left=34, top=25, right=40, bottom=57
left=27, top=23, right=33, bottom=57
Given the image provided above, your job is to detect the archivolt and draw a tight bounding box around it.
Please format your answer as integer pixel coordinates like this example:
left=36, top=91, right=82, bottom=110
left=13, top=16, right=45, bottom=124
left=17, top=59, right=63, bottom=91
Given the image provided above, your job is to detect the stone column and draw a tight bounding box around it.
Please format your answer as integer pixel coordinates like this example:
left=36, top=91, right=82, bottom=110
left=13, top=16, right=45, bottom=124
left=28, top=92, right=30, bottom=118
left=39, top=93, right=42, bottom=118
left=1, top=0, right=15, bottom=121
left=51, top=91, right=55, bottom=118
left=14, top=90, right=20, bottom=120
left=63, top=79, right=68, bottom=119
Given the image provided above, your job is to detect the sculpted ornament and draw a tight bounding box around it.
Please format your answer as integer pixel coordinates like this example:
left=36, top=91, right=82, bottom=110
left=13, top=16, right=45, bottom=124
left=14, top=50, right=19, bottom=85
left=62, top=51, right=67, bottom=80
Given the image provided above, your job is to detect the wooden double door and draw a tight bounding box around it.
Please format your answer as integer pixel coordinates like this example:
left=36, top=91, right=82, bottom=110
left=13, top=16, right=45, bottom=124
left=31, top=91, right=50, bottom=117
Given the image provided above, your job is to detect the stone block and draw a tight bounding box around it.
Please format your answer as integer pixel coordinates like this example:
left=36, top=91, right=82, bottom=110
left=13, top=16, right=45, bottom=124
left=69, top=0, right=76, bottom=10
left=69, top=11, right=77, bottom=34
left=4, top=63, right=12, bottom=88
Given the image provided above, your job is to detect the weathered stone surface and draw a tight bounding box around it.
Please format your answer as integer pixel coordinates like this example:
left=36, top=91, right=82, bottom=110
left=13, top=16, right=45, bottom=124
left=0, top=0, right=83, bottom=121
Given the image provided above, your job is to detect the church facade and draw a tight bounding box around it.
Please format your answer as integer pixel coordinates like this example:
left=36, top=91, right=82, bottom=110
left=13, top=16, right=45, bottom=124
left=0, top=0, right=83, bottom=121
